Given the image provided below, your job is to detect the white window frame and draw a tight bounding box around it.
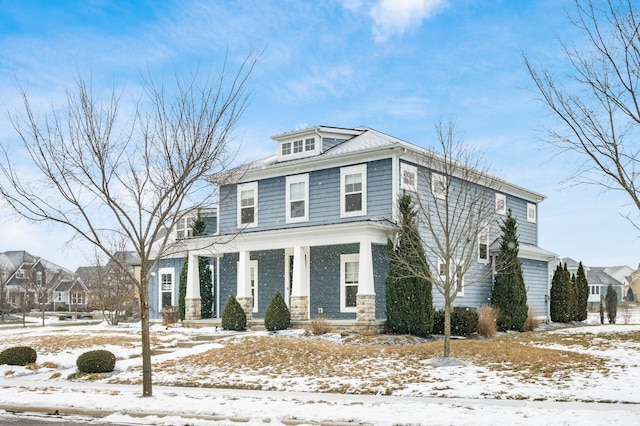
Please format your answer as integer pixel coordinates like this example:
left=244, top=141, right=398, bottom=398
left=340, top=164, right=367, bottom=218
left=237, top=182, right=258, bottom=228
left=250, top=260, right=258, bottom=313
left=159, top=267, right=175, bottom=308
left=591, top=285, right=600, bottom=296
left=478, top=225, right=489, bottom=263
left=495, top=193, right=506, bottom=215
left=431, top=172, right=447, bottom=200
left=286, top=174, right=309, bottom=223
left=438, top=258, right=464, bottom=296
left=281, top=142, right=291, bottom=156
left=176, top=215, right=195, bottom=240
left=293, top=139, right=304, bottom=153
left=340, top=254, right=359, bottom=313
left=400, top=163, right=418, bottom=193
left=527, top=203, right=537, bottom=223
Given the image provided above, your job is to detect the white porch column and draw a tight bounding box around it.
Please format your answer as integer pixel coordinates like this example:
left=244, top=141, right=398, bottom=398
left=291, top=246, right=309, bottom=320
left=357, top=239, right=376, bottom=322
left=185, top=253, right=201, bottom=320
left=236, top=250, right=253, bottom=320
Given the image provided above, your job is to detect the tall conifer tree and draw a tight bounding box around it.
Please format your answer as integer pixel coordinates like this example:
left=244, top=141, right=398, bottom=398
left=491, top=209, right=528, bottom=331
left=385, top=194, right=434, bottom=337
left=575, top=262, right=589, bottom=321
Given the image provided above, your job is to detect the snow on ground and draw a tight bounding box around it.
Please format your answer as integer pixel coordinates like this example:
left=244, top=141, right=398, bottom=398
left=0, top=311, right=639, bottom=425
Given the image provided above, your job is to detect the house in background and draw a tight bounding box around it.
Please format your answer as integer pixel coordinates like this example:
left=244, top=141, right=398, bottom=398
left=147, top=126, right=557, bottom=327
left=0, top=250, right=85, bottom=312
left=630, top=265, right=640, bottom=302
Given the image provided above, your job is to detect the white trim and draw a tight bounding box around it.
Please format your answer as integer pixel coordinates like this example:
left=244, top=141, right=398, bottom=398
left=527, top=203, right=537, bottom=223
left=340, top=253, right=359, bottom=313
left=431, top=172, right=446, bottom=200
left=285, top=174, right=309, bottom=223
left=158, top=267, right=175, bottom=308
left=400, top=162, right=418, bottom=193
left=495, top=193, right=506, bottom=215
left=237, top=182, right=258, bottom=228
left=478, top=225, right=489, bottom=263
left=340, top=164, right=367, bottom=217
left=250, top=260, right=258, bottom=313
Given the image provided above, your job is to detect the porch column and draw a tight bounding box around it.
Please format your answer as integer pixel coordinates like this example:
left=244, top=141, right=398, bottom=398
left=185, top=253, right=201, bottom=320
left=290, top=246, right=309, bottom=321
left=357, top=239, right=376, bottom=322
left=236, top=250, right=253, bottom=321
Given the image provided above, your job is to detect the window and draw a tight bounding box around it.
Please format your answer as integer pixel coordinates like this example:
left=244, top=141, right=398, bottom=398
left=527, top=203, right=537, bottom=223
left=237, top=182, right=258, bottom=228
left=340, top=254, right=359, bottom=312
left=71, top=292, right=84, bottom=305
left=250, top=261, right=258, bottom=313
left=432, top=172, right=447, bottom=200
left=400, top=163, right=418, bottom=192
left=286, top=174, right=309, bottom=223
left=293, top=139, right=303, bottom=153
left=15, top=269, right=26, bottom=279
left=340, top=164, right=367, bottom=217
left=438, top=258, right=464, bottom=296
left=281, top=142, right=291, bottom=156
left=159, top=268, right=174, bottom=308
left=305, top=137, right=315, bottom=151
left=176, top=216, right=195, bottom=239
left=496, top=193, right=506, bottom=215
left=36, top=271, right=43, bottom=285
left=478, top=226, right=489, bottom=263
left=591, top=285, right=600, bottom=296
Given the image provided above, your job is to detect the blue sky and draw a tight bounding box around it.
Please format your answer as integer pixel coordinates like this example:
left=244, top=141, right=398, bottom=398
left=0, top=0, right=638, bottom=271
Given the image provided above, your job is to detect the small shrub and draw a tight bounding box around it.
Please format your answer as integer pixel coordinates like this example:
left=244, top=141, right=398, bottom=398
left=25, top=363, right=40, bottom=371
left=264, top=291, right=291, bottom=331
left=477, top=305, right=497, bottom=338
left=161, top=305, right=179, bottom=326
left=4, top=370, right=15, bottom=376
left=432, top=308, right=479, bottom=337
left=305, top=316, right=332, bottom=335
left=0, top=346, right=37, bottom=366
left=49, top=372, right=61, bottom=379
left=221, top=293, right=247, bottom=331
left=523, top=307, right=539, bottom=331
left=76, top=349, right=116, bottom=374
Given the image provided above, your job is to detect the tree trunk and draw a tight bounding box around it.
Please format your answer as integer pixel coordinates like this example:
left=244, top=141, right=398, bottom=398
left=443, top=301, right=451, bottom=358
left=138, top=278, right=152, bottom=397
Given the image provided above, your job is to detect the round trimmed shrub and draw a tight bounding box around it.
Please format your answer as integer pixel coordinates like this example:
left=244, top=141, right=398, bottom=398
left=76, top=349, right=116, bottom=374
left=264, top=291, right=291, bottom=331
left=0, top=346, right=37, bottom=366
left=221, top=293, right=247, bottom=331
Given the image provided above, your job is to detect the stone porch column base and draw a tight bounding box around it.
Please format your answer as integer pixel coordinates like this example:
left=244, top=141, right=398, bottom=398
left=290, top=296, right=309, bottom=321
left=356, top=294, right=376, bottom=322
left=236, top=296, right=254, bottom=322
left=185, top=297, right=201, bottom=320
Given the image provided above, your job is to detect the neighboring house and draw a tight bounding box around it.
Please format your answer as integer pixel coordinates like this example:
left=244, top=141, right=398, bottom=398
left=52, top=276, right=89, bottom=311
left=0, top=250, right=84, bottom=311
left=630, top=264, right=640, bottom=302
left=147, top=126, right=556, bottom=325
left=586, top=266, right=631, bottom=307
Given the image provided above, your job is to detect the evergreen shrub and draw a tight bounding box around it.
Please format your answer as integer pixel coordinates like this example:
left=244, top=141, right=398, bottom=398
left=76, top=349, right=116, bottom=373
left=0, top=346, right=37, bottom=366
left=605, top=285, right=617, bottom=324
left=221, top=293, right=247, bottom=331
left=264, top=291, right=291, bottom=331
left=432, top=308, right=478, bottom=337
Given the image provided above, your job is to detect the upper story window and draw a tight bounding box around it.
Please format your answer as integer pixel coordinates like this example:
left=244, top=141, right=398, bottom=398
left=176, top=216, right=195, bottom=239
left=496, top=193, right=506, bottom=215
left=438, top=258, right=464, bottom=296
left=36, top=271, right=43, bottom=285
left=527, top=203, right=537, bottom=223
left=400, top=163, right=418, bottom=192
left=340, top=164, right=367, bottom=217
left=431, top=172, right=447, bottom=200
left=15, top=269, right=26, bottom=279
left=286, top=174, right=309, bottom=223
left=279, top=136, right=318, bottom=161
left=237, top=182, right=258, bottom=228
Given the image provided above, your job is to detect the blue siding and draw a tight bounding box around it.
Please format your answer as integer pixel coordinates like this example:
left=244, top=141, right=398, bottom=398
left=148, top=257, right=185, bottom=319
left=521, top=258, right=550, bottom=319
left=252, top=250, right=285, bottom=317
left=217, top=159, right=394, bottom=235
left=507, top=195, right=537, bottom=245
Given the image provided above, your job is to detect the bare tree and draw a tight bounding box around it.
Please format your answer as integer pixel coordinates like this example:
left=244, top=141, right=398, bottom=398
left=0, top=54, right=257, bottom=396
left=395, top=122, right=500, bottom=357
left=524, top=0, right=640, bottom=228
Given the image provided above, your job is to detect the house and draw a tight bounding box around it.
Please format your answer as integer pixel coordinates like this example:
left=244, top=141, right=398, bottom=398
left=586, top=265, right=633, bottom=307
left=0, top=250, right=85, bottom=312
left=147, top=126, right=557, bottom=327
left=630, top=264, right=640, bottom=302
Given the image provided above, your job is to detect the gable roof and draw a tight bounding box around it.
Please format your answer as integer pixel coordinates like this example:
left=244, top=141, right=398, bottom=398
left=225, top=126, right=546, bottom=203
left=588, top=267, right=625, bottom=286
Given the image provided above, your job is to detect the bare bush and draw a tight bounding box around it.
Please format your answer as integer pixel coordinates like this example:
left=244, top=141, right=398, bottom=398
left=477, top=305, right=497, bottom=338
left=523, top=307, right=539, bottom=332
left=161, top=306, right=179, bottom=326
left=305, top=316, right=332, bottom=336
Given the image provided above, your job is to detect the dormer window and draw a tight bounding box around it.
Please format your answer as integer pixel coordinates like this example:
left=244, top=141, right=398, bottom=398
left=176, top=216, right=195, bottom=239
left=278, top=136, right=319, bottom=161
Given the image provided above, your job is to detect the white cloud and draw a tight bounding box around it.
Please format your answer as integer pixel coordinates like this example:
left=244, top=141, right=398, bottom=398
left=370, top=0, right=448, bottom=42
